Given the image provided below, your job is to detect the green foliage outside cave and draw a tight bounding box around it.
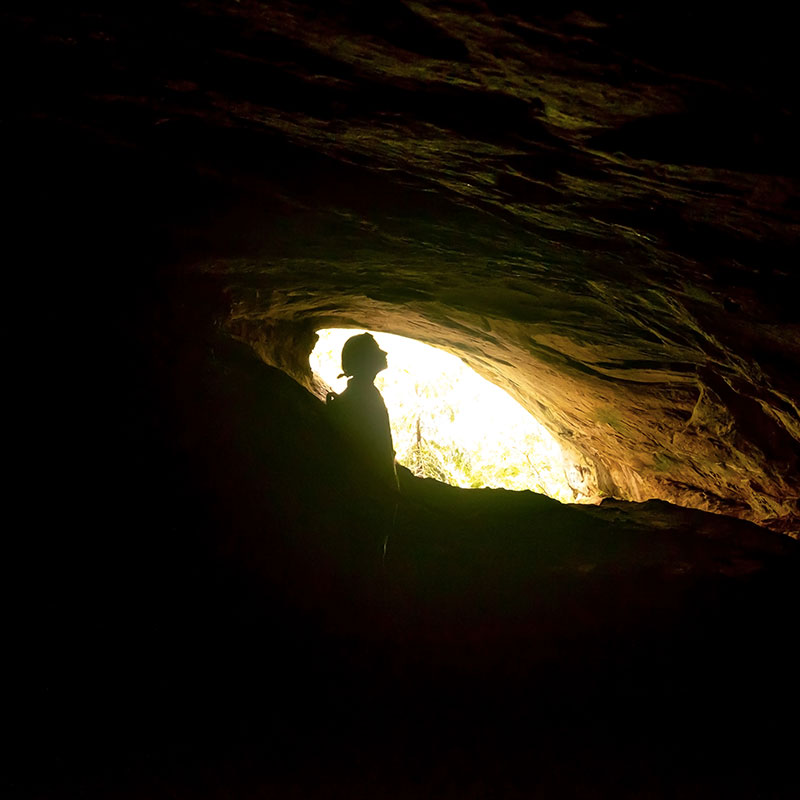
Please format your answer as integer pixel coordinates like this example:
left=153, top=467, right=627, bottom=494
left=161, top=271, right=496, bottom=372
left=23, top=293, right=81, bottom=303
left=311, top=329, right=595, bottom=504
left=385, top=369, right=555, bottom=495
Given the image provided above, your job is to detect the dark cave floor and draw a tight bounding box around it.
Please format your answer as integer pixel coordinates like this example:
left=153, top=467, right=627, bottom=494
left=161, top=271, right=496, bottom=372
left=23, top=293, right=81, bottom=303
left=15, top=335, right=800, bottom=799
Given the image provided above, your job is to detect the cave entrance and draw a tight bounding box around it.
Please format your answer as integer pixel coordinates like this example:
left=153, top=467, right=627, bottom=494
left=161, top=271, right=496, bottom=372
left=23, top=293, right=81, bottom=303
left=310, top=329, right=596, bottom=503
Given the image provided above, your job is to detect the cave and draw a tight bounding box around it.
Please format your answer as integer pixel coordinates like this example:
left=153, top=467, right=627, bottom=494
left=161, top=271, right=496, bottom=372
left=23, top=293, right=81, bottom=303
left=10, top=3, right=800, bottom=797
left=310, top=327, right=598, bottom=499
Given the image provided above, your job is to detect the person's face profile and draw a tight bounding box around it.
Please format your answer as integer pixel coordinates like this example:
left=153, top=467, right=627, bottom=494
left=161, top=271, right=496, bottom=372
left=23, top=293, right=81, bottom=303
left=342, top=334, right=388, bottom=378
left=363, top=345, right=386, bottom=376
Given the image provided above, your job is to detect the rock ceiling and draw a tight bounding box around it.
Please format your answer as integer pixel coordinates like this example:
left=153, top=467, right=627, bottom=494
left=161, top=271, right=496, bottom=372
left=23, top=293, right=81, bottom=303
left=9, top=2, right=799, bottom=533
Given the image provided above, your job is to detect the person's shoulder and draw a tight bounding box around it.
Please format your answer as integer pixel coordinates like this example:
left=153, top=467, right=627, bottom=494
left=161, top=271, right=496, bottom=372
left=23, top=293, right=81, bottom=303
left=326, top=385, right=357, bottom=416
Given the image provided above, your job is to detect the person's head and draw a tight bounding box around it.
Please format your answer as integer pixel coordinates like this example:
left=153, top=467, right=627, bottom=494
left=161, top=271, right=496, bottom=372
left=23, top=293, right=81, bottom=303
left=340, top=333, right=388, bottom=380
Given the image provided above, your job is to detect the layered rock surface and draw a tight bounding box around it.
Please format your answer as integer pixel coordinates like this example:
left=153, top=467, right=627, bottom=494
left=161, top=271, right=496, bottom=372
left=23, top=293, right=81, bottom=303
left=9, top=6, right=800, bottom=796
left=7, top=1, right=799, bottom=533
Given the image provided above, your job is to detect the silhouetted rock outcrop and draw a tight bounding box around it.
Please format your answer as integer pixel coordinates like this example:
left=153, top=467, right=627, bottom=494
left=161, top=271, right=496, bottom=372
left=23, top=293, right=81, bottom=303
left=8, top=3, right=800, bottom=797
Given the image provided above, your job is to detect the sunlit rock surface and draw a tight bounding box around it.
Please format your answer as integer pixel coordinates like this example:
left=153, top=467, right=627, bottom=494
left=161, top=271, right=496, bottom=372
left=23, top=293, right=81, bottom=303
left=9, top=1, right=798, bottom=532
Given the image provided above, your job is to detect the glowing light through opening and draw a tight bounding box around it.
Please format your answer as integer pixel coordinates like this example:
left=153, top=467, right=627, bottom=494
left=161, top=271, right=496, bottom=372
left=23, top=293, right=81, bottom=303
left=310, top=329, right=593, bottom=504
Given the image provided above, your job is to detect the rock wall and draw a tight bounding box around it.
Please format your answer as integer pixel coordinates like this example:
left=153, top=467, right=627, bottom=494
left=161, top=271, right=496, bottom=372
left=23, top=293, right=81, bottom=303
left=6, top=1, right=799, bottom=532
left=10, top=7, right=800, bottom=796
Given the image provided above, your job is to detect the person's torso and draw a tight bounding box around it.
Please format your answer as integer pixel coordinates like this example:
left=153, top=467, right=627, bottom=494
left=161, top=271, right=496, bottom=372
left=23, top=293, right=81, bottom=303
left=329, top=381, right=397, bottom=487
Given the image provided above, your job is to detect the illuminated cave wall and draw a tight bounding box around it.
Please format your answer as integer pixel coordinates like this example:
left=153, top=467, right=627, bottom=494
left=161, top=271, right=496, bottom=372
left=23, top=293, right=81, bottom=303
left=10, top=1, right=799, bottom=535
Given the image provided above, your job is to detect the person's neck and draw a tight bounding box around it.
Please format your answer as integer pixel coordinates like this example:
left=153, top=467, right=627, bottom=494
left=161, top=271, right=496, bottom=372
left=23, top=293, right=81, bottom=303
left=350, top=374, right=377, bottom=387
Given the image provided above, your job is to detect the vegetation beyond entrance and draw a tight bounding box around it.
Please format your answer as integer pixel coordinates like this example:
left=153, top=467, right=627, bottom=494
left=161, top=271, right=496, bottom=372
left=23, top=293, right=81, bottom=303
left=311, top=329, right=594, bottom=503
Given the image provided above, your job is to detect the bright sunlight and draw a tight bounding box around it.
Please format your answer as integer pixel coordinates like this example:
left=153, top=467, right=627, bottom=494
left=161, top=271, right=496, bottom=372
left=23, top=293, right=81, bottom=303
left=310, top=329, right=594, bottom=504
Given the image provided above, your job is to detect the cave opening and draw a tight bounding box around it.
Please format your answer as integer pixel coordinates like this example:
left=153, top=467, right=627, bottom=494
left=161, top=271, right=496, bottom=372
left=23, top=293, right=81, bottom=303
left=310, top=328, right=599, bottom=503
left=8, top=2, right=800, bottom=797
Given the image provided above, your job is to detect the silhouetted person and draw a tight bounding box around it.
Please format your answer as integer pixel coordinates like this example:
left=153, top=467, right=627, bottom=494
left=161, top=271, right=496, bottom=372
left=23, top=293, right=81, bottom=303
left=326, top=333, right=399, bottom=497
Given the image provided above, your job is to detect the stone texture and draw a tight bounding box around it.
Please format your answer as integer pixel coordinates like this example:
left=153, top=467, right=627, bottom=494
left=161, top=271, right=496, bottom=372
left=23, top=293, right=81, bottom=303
left=10, top=8, right=800, bottom=796
left=7, top=1, right=799, bottom=533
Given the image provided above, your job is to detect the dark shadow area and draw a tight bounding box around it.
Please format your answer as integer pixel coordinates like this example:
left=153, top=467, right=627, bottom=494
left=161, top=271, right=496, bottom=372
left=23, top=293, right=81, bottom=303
left=6, top=5, right=799, bottom=796
left=12, top=293, right=799, bottom=798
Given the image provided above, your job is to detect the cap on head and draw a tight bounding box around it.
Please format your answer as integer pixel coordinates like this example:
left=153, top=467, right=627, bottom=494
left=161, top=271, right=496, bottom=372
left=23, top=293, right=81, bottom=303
left=340, top=333, right=385, bottom=377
